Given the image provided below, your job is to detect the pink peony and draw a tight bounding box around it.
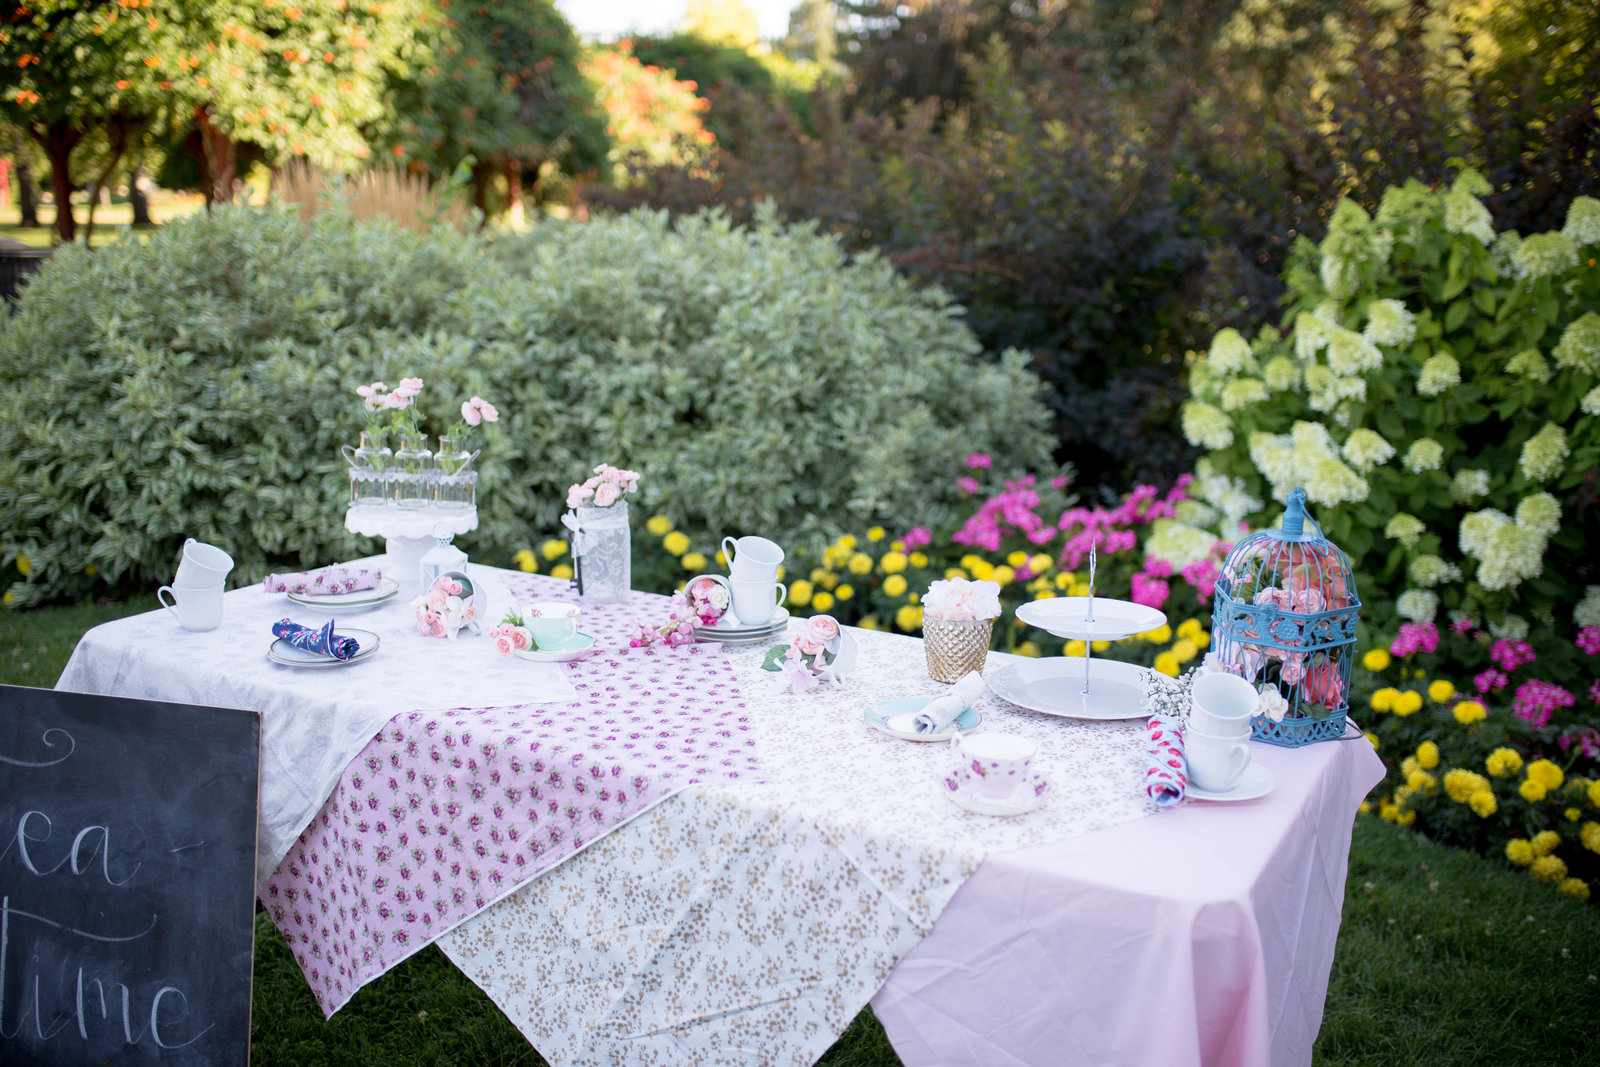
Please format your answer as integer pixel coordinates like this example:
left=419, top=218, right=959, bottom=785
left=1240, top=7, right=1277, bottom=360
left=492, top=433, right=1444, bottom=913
left=461, top=400, right=481, bottom=426
left=593, top=482, right=622, bottom=507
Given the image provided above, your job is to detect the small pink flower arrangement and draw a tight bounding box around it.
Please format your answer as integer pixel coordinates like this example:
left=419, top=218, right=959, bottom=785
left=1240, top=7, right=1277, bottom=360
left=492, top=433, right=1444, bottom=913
left=923, top=577, right=1002, bottom=621
left=628, top=591, right=699, bottom=647
left=567, top=464, right=640, bottom=510
left=685, top=576, right=731, bottom=625
left=762, top=615, right=854, bottom=691
left=487, top=607, right=534, bottom=656
left=450, top=394, right=500, bottom=448
left=411, top=572, right=476, bottom=640
left=353, top=376, right=425, bottom=434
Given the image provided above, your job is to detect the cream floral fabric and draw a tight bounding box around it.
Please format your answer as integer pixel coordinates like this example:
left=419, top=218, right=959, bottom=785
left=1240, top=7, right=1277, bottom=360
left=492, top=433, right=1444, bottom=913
left=439, top=622, right=1158, bottom=1067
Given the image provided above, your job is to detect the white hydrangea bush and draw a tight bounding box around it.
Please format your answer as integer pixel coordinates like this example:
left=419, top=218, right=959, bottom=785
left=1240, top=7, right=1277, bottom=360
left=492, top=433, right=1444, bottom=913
left=1178, top=171, right=1600, bottom=629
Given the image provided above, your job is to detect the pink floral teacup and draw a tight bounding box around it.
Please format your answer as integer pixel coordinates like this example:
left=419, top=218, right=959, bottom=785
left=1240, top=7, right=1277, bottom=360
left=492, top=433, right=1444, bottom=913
left=949, top=732, right=1038, bottom=800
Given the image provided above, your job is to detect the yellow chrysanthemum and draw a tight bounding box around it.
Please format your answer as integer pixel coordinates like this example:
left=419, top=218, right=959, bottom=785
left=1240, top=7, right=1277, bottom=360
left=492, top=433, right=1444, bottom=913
left=810, top=567, right=830, bottom=585
left=1017, top=641, right=1042, bottom=658
left=910, top=552, right=929, bottom=568
left=1559, top=878, right=1590, bottom=901
left=1396, top=810, right=1416, bottom=826
left=847, top=552, right=872, bottom=575
left=818, top=570, right=839, bottom=591
left=1065, top=639, right=1087, bottom=657
left=991, top=565, right=1015, bottom=586
left=1007, top=550, right=1029, bottom=568
left=1580, top=821, right=1600, bottom=853
left=541, top=538, right=569, bottom=561
left=970, top=559, right=996, bottom=581
left=1566, top=807, right=1581, bottom=822
left=882, top=574, right=908, bottom=598
left=1532, top=830, right=1562, bottom=856
left=1192, top=629, right=1211, bottom=648
left=645, top=514, right=673, bottom=536
left=880, top=551, right=908, bottom=574
left=1505, top=838, right=1535, bottom=865
left=1520, top=778, right=1549, bottom=803
left=1142, top=623, right=1173, bottom=644
left=1092, top=640, right=1110, bottom=651
left=682, top=552, right=707, bottom=572
left=1416, top=741, right=1440, bottom=769
left=1154, top=652, right=1181, bottom=677
left=1029, top=553, right=1053, bottom=574
left=1055, top=572, right=1074, bottom=589
left=835, top=584, right=855, bottom=601
left=867, top=526, right=886, bottom=542
left=775, top=564, right=786, bottom=582
left=1370, top=687, right=1398, bottom=712
left=1070, top=583, right=1091, bottom=597
left=1453, top=700, right=1487, bottom=725
left=1364, top=732, right=1379, bottom=750
left=1444, top=768, right=1490, bottom=803
left=812, top=590, right=836, bottom=611
left=789, top=579, right=814, bottom=607
left=1590, top=779, right=1600, bottom=807
left=1530, top=855, right=1568, bottom=884
left=895, top=604, right=924, bottom=632
left=1401, top=756, right=1420, bottom=777
left=1393, top=691, right=1424, bottom=716
left=1362, top=648, right=1392, bottom=672
left=662, top=531, right=690, bottom=557
left=1176, top=618, right=1203, bottom=640
left=1487, top=747, right=1524, bottom=777
left=1171, top=638, right=1199, bottom=664
left=858, top=615, right=882, bottom=631
left=836, top=534, right=858, bottom=552
left=550, top=563, right=574, bottom=580
left=1359, top=800, right=1373, bottom=815
left=1528, top=759, right=1565, bottom=790
left=1406, top=769, right=1438, bottom=794
left=512, top=549, right=538, bottom=573
left=945, top=568, right=968, bottom=581
left=1469, top=790, right=1497, bottom=818
left=1427, top=679, right=1455, bottom=702
left=959, top=554, right=984, bottom=572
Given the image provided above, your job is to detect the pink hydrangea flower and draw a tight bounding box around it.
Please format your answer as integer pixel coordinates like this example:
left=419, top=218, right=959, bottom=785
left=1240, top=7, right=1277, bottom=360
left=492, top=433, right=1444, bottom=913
left=957, top=476, right=981, bottom=495
left=1489, top=639, right=1536, bottom=672
left=1181, top=559, right=1219, bottom=604
left=966, top=452, right=993, bottom=470
left=1131, top=572, right=1170, bottom=609
left=1512, top=679, right=1575, bottom=729
left=1390, top=621, right=1440, bottom=657
left=1475, top=668, right=1508, bottom=694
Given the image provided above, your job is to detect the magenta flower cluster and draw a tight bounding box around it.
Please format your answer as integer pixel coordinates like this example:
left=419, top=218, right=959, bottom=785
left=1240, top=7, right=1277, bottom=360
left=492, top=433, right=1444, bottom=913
left=951, top=474, right=1054, bottom=552
left=1054, top=476, right=1192, bottom=571
left=1390, top=620, right=1440, bottom=657
left=1475, top=668, right=1509, bottom=695
left=1577, top=626, right=1600, bottom=655
left=1490, top=639, right=1537, bottom=672
left=1512, top=679, right=1576, bottom=729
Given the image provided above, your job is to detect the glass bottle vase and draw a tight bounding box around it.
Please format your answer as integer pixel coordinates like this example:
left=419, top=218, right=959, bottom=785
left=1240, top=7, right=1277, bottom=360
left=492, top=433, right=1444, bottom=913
left=341, top=430, right=392, bottom=509
left=433, top=435, right=477, bottom=511
left=391, top=432, right=433, bottom=509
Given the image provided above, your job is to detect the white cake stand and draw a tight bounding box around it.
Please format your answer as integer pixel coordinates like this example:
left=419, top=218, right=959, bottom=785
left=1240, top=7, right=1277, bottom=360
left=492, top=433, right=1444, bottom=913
left=345, top=505, right=477, bottom=598
left=1011, top=594, right=1168, bottom=718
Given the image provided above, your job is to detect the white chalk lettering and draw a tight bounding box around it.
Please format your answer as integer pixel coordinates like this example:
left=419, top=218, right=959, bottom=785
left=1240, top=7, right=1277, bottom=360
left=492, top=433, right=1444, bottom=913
left=1, top=811, right=141, bottom=886
left=0, top=728, right=75, bottom=768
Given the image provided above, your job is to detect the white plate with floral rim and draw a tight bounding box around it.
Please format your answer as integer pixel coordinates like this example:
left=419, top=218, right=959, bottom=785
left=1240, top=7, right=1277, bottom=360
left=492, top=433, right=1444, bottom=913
left=988, top=657, right=1153, bottom=720
left=513, top=631, right=597, bottom=663
left=1015, top=597, right=1166, bottom=641
left=286, top=577, right=400, bottom=611
left=267, top=628, right=380, bottom=669
left=864, top=697, right=983, bottom=742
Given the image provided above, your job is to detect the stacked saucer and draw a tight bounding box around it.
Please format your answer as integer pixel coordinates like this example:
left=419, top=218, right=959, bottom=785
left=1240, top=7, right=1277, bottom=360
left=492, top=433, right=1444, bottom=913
left=694, top=606, right=790, bottom=646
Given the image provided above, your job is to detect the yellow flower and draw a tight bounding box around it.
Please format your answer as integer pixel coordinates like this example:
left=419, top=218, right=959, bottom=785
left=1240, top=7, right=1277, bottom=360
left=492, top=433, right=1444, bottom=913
left=1396, top=809, right=1416, bottom=826
left=1359, top=800, right=1372, bottom=815
left=1505, top=838, right=1535, bottom=865
left=1362, top=648, right=1391, bottom=671
left=1055, top=572, right=1074, bottom=589
left=682, top=552, right=706, bottom=572
left=895, top=604, right=924, bottom=632
left=1559, top=877, right=1590, bottom=901
left=1416, top=741, right=1440, bottom=769
left=991, top=565, right=1015, bottom=586
left=867, top=526, right=886, bottom=542
left=1170, top=638, right=1198, bottom=664
left=858, top=615, right=882, bottom=631
left=1379, top=799, right=1400, bottom=822
left=1, top=593, right=12, bottom=605
left=15, top=553, right=30, bottom=577
left=1405, top=769, right=1437, bottom=794
left=812, top=590, right=835, bottom=611
left=890, top=540, right=906, bottom=552
left=909, top=592, right=920, bottom=604
left=1193, top=629, right=1211, bottom=648
left=540, top=538, right=568, bottom=561
left=1065, top=639, right=1087, bottom=657
left=1017, top=641, right=1042, bottom=657
left=1427, top=679, right=1455, bottom=702
left=835, top=584, right=855, bottom=601
left=959, top=554, right=985, bottom=572
left=662, top=531, right=691, bottom=556
left=789, top=579, right=814, bottom=607
left=848, top=552, right=873, bottom=575
left=1069, top=583, right=1091, bottom=597
left=512, top=549, right=538, bottom=573
left=1590, top=779, right=1600, bottom=807
left=775, top=564, right=785, bottom=581
left=910, top=552, right=929, bottom=568
left=1392, top=690, right=1424, bottom=716
left=1007, top=550, right=1028, bottom=568
left=1581, top=821, right=1600, bottom=853
left=1520, top=778, right=1549, bottom=803
left=1177, top=618, right=1204, bottom=640
left=882, top=574, right=908, bottom=598
left=880, top=551, right=908, bottom=574
left=1028, top=553, right=1053, bottom=574
left=1532, top=830, right=1562, bottom=856
left=84, top=562, right=96, bottom=576
left=1142, top=623, right=1173, bottom=644
left=1453, top=700, right=1487, bottom=724
left=1469, top=790, right=1497, bottom=818
left=818, top=570, right=839, bottom=591
left=1092, top=640, right=1109, bottom=651
left=1530, top=855, right=1567, bottom=884
left=1154, top=652, right=1180, bottom=677
left=810, top=567, right=830, bottom=584
left=1034, top=589, right=1056, bottom=600
left=1486, top=747, right=1524, bottom=777
left=1364, top=731, right=1379, bottom=750
left=1444, top=768, right=1489, bottom=803
left=945, top=568, right=968, bottom=581
left=1565, top=807, right=1580, bottom=822
left=836, top=534, right=858, bottom=552
left=970, top=559, right=996, bottom=581
left=1527, top=759, right=1564, bottom=790
left=550, top=563, right=574, bottom=580
left=1370, top=687, right=1399, bottom=712
left=645, top=514, right=673, bottom=536
left=1401, top=756, right=1419, bottom=777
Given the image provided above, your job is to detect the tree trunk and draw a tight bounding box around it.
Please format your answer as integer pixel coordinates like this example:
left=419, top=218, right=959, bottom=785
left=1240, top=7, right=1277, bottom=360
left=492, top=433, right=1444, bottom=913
left=504, top=158, right=526, bottom=228
left=35, top=121, right=84, bottom=244
left=469, top=160, right=491, bottom=226
left=82, top=119, right=134, bottom=248
left=129, top=165, right=152, bottom=226
left=17, top=161, right=40, bottom=228
left=193, top=104, right=237, bottom=205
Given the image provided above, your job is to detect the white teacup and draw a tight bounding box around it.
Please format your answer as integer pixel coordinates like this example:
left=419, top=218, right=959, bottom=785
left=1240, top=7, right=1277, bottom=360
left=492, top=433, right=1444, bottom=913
left=1186, top=729, right=1251, bottom=792
left=525, top=601, right=581, bottom=648
left=157, top=583, right=224, bottom=632
left=730, top=579, right=786, bottom=626
left=950, top=731, right=1037, bottom=799
left=722, top=535, right=784, bottom=581
left=173, top=538, right=234, bottom=588
left=1190, top=672, right=1260, bottom=735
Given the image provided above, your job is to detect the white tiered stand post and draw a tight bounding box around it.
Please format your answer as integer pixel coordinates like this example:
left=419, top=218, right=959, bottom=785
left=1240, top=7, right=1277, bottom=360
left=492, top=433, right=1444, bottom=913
left=345, top=505, right=478, bottom=598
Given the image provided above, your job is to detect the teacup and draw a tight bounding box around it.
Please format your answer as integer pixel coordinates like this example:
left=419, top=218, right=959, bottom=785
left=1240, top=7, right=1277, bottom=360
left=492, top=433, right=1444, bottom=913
left=525, top=601, right=581, bottom=648
left=1186, top=728, right=1251, bottom=792
left=173, top=538, right=234, bottom=588
left=722, top=535, right=784, bottom=581
left=730, top=579, right=786, bottom=626
left=1190, top=672, right=1260, bottom=735
left=157, top=583, right=224, bottom=632
left=950, top=731, right=1037, bottom=800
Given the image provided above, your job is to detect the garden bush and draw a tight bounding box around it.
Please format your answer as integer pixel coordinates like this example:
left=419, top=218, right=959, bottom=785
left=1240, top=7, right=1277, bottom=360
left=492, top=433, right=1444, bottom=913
left=0, top=203, right=1051, bottom=606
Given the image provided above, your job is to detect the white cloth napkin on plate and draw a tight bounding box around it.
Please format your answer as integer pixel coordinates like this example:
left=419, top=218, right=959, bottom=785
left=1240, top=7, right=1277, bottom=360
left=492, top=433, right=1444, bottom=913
left=914, top=670, right=987, bottom=734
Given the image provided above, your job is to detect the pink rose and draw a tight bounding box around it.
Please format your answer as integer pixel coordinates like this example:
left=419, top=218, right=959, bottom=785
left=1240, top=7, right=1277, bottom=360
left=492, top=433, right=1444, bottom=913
left=511, top=627, right=532, bottom=650
left=1300, top=659, right=1344, bottom=707
left=444, top=578, right=463, bottom=595
left=807, top=615, right=840, bottom=644
left=461, top=401, right=481, bottom=427
left=798, top=637, right=824, bottom=657
left=567, top=484, right=593, bottom=508
left=593, top=482, right=622, bottom=507
left=494, top=634, right=514, bottom=655
left=475, top=398, right=498, bottom=422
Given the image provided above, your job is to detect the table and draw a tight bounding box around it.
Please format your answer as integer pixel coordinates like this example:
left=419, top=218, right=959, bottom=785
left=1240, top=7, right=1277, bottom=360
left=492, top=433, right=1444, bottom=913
left=57, top=567, right=1383, bottom=1067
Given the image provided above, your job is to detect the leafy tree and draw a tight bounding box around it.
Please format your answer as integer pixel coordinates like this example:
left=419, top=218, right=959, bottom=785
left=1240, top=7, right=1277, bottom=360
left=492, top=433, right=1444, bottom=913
left=784, top=0, right=839, bottom=67
left=582, top=41, right=715, bottom=177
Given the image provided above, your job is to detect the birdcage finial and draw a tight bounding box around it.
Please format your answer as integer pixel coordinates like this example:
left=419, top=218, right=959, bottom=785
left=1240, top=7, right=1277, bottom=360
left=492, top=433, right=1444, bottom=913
left=1282, top=488, right=1308, bottom=539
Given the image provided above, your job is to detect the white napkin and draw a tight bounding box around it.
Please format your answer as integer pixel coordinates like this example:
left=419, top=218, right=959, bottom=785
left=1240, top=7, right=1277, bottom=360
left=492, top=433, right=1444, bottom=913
left=913, top=670, right=987, bottom=734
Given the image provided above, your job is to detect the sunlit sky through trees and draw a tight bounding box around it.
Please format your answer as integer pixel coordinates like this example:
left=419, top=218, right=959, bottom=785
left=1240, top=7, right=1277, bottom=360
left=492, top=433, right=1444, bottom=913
left=556, top=0, right=796, bottom=41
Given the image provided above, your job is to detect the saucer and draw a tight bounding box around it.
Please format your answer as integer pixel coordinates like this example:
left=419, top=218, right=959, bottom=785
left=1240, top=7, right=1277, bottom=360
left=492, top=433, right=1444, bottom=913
left=941, top=768, right=1052, bottom=816
left=513, top=631, right=597, bottom=663
left=1186, top=760, right=1275, bottom=802
left=267, top=628, right=379, bottom=668
left=286, top=577, right=400, bottom=612
left=864, top=697, right=982, bottom=741
left=713, top=605, right=791, bottom=632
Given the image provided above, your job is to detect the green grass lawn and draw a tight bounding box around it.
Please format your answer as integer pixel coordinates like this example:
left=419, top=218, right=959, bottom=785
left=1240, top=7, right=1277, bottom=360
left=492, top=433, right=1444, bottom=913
left=1, top=193, right=204, bottom=247
left=6, top=602, right=1599, bottom=1065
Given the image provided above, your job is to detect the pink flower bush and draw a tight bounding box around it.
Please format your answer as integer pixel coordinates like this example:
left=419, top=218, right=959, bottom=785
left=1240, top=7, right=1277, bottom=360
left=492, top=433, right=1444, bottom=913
left=1180, top=558, right=1219, bottom=603
left=1490, top=639, right=1537, bottom=672
left=1390, top=621, right=1440, bottom=657
left=965, top=452, right=993, bottom=470
left=1512, top=679, right=1576, bottom=729
left=1577, top=626, right=1600, bottom=655
left=1475, top=668, right=1509, bottom=694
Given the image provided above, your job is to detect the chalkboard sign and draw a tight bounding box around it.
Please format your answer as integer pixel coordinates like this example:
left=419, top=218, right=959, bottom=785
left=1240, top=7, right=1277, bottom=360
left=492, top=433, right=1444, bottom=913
left=0, top=685, right=261, bottom=1065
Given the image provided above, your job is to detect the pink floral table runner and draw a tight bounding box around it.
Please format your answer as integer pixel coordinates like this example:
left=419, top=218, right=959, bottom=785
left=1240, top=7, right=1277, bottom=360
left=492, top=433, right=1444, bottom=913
left=261, top=576, right=758, bottom=1015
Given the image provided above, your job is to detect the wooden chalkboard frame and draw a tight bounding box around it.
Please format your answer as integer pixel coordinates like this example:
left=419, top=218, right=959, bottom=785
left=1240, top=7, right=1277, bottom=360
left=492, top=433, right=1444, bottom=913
left=0, top=684, right=261, bottom=1065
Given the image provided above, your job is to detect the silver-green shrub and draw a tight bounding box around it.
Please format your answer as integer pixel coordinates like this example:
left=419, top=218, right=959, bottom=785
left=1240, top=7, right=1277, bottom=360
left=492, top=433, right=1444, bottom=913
left=0, top=203, right=1050, bottom=605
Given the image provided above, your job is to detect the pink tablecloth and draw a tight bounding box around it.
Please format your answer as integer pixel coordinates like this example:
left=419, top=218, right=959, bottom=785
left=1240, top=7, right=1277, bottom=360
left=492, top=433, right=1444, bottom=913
left=262, top=577, right=759, bottom=1015
left=869, top=734, right=1384, bottom=1067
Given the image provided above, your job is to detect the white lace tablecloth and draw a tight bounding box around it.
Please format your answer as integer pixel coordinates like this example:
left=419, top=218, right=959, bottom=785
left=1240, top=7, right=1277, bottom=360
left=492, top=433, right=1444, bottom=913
left=55, top=564, right=576, bottom=887
left=437, top=619, right=1161, bottom=1066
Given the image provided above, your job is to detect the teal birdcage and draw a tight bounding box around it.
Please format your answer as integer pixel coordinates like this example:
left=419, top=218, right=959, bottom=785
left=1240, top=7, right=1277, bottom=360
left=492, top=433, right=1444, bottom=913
left=1211, top=488, right=1361, bottom=746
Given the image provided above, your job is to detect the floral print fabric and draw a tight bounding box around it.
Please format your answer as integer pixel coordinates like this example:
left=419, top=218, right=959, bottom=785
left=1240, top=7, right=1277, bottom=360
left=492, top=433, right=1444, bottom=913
left=263, top=565, right=384, bottom=595
left=1145, top=714, right=1188, bottom=806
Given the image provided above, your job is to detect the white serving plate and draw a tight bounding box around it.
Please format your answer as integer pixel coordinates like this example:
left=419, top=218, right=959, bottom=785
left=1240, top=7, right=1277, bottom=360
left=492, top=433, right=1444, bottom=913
left=1015, top=597, right=1166, bottom=641
left=286, top=577, right=400, bottom=611
left=267, top=628, right=380, bottom=669
left=1186, top=761, right=1275, bottom=802
left=988, top=657, right=1153, bottom=720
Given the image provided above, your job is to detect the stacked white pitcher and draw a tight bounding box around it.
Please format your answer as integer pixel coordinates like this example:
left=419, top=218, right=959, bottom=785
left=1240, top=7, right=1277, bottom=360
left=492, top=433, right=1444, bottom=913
left=720, top=535, right=786, bottom=625
left=157, top=538, right=234, bottom=632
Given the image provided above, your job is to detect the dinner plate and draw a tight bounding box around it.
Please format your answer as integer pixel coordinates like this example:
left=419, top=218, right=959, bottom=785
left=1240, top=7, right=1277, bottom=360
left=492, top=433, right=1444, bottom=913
left=988, top=657, right=1153, bottom=720
left=286, top=577, right=400, bottom=611
left=1015, top=597, right=1166, bottom=641
left=1185, top=760, right=1275, bottom=802
left=267, top=628, right=380, bottom=669
left=513, top=632, right=597, bottom=663
left=941, top=769, right=1052, bottom=816
left=864, top=697, right=982, bottom=741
